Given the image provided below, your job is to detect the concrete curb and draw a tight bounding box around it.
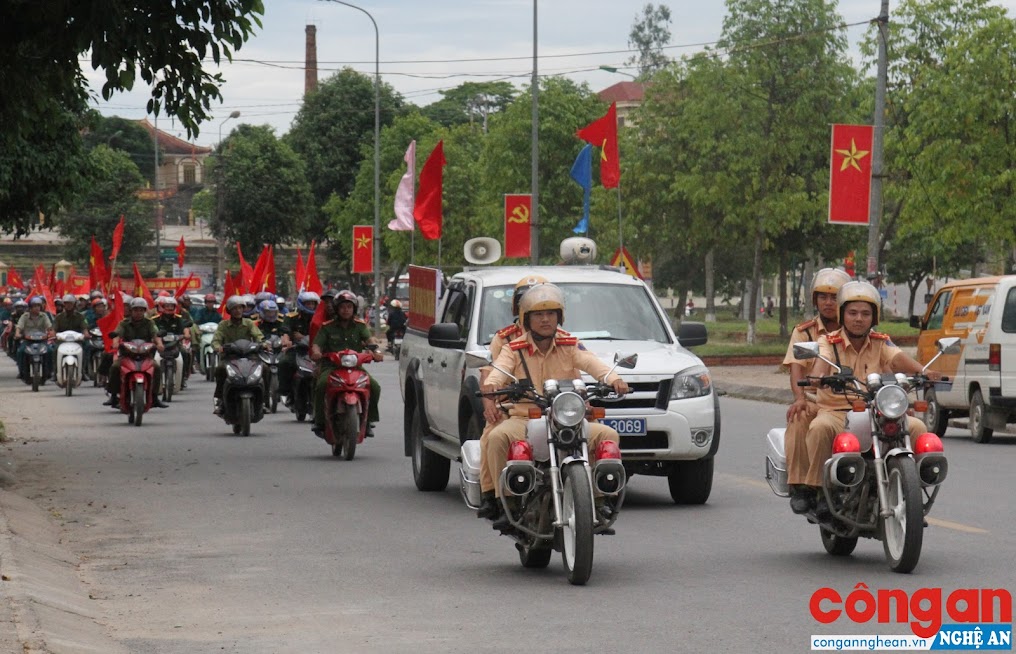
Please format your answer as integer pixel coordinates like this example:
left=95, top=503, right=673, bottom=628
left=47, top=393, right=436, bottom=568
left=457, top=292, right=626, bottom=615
left=715, top=382, right=793, bottom=405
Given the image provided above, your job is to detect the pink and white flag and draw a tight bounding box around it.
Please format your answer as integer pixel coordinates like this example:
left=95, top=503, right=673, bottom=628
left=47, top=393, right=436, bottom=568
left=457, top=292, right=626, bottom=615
left=389, top=140, right=416, bottom=231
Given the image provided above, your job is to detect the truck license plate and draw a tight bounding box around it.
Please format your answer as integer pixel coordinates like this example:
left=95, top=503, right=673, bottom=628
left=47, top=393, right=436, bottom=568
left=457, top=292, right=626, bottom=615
left=601, top=417, right=647, bottom=436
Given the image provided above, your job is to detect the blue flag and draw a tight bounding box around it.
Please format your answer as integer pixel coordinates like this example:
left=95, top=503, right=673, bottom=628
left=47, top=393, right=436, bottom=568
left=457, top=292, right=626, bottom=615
left=570, top=144, right=592, bottom=234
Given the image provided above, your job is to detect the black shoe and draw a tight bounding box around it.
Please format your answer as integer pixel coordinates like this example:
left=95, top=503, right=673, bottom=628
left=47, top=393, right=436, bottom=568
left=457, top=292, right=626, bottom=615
left=312, top=426, right=325, bottom=439
left=790, top=488, right=815, bottom=515
left=213, top=399, right=223, bottom=416
left=491, top=513, right=511, bottom=531
left=103, top=395, right=118, bottom=407
left=595, top=502, right=614, bottom=523
left=814, top=495, right=832, bottom=520
left=81, top=373, right=91, bottom=382
left=366, top=424, right=375, bottom=438
left=476, top=493, right=498, bottom=520
left=153, top=400, right=169, bottom=409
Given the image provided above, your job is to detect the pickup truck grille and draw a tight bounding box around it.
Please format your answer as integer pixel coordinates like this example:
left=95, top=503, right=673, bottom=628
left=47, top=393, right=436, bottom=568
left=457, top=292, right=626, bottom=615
left=589, top=379, right=671, bottom=410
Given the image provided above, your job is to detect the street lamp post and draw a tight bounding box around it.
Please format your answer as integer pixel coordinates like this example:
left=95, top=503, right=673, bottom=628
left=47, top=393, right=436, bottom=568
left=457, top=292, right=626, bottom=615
left=321, top=0, right=381, bottom=330
left=216, top=111, right=241, bottom=292
left=598, top=65, right=637, bottom=80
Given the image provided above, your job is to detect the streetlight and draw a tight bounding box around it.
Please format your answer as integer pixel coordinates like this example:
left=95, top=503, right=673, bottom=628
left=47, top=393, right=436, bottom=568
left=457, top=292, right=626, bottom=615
left=105, top=129, right=124, bottom=147
left=215, top=110, right=241, bottom=291
left=599, top=65, right=637, bottom=79
left=321, top=0, right=381, bottom=330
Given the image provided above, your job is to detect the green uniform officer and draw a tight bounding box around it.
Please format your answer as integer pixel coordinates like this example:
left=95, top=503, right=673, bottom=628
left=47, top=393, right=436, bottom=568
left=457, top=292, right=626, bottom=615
left=211, top=295, right=264, bottom=413
left=311, top=290, right=382, bottom=437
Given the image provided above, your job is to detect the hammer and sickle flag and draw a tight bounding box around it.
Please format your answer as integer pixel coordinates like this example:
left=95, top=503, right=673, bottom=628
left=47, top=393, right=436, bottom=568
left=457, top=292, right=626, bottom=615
left=504, top=194, right=532, bottom=259
left=828, top=124, right=873, bottom=225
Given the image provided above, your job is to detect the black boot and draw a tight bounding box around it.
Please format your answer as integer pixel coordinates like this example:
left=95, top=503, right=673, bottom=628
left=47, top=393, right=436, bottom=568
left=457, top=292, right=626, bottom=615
left=491, top=499, right=513, bottom=531
left=476, top=492, right=498, bottom=519
left=789, top=486, right=815, bottom=515
left=103, top=394, right=118, bottom=407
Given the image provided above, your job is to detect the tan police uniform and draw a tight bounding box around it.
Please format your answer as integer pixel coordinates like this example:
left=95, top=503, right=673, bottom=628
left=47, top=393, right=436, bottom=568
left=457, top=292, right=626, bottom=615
left=804, top=329, right=927, bottom=487
left=483, top=329, right=620, bottom=498
left=783, top=316, right=830, bottom=486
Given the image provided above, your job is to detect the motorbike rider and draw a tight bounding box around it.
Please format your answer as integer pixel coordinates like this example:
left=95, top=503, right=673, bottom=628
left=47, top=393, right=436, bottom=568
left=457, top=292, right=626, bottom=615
left=15, top=297, right=54, bottom=382
left=279, top=291, right=319, bottom=403
left=310, top=290, right=382, bottom=439
left=87, top=298, right=109, bottom=328
left=0, top=297, right=12, bottom=323
left=385, top=299, right=407, bottom=352
left=475, top=274, right=548, bottom=519
left=53, top=293, right=91, bottom=380
left=275, top=296, right=289, bottom=316
left=7, top=300, right=28, bottom=356
left=482, top=283, right=630, bottom=529
left=256, top=300, right=291, bottom=345
left=803, top=281, right=940, bottom=516
left=194, top=294, right=222, bottom=325
left=104, top=297, right=168, bottom=408
left=153, top=296, right=193, bottom=388
left=784, top=268, right=851, bottom=514
left=211, top=295, right=265, bottom=415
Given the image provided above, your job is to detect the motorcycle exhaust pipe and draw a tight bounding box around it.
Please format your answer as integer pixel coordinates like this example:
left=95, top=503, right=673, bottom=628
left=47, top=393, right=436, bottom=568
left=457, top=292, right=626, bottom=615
left=593, top=459, right=626, bottom=496
left=916, top=453, right=948, bottom=487
left=501, top=461, right=536, bottom=497
left=825, top=453, right=866, bottom=489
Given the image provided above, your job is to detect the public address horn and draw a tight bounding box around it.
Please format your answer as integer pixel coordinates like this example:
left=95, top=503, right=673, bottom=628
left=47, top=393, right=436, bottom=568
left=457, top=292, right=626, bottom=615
left=464, top=237, right=502, bottom=265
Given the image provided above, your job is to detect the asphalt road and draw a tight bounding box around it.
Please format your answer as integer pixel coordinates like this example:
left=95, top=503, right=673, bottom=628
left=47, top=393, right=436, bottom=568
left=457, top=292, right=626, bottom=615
left=1, top=358, right=1013, bottom=653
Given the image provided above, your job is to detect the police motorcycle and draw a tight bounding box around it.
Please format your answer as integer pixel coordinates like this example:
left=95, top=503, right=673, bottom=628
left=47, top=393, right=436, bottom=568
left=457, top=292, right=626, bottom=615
left=197, top=322, right=219, bottom=381
left=23, top=330, right=51, bottom=392
left=260, top=334, right=283, bottom=414
left=87, top=327, right=106, bottom=387
left=54, top=330, right=85, bottom=396
left=289, top=336, right=315, bottom=423
left=155, top=332, right=184, bottom=402
left=464, top=351, right=635, bottom=586
left=764, top=337, right=958, bottom=573
left=219, top=338, right=267, bottom=436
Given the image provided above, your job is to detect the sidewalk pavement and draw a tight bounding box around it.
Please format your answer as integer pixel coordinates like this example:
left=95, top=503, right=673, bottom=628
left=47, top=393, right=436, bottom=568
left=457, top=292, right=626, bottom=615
left=710, top=364, right=794, bottom=405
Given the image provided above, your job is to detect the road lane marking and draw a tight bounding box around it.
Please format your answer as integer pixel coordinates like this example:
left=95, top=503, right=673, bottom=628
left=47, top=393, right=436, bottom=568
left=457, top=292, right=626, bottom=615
left=719, top=473, right=989, bottom=534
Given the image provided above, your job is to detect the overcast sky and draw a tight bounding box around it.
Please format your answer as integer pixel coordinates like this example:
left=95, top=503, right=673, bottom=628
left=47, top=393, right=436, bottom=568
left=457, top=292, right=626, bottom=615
left=85, top=0, right=1015, bottom=147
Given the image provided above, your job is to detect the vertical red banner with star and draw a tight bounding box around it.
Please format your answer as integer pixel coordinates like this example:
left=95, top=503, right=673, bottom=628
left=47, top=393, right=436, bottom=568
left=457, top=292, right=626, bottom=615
left=352, top=225, right=374, bottom=274
left=828, top=124, right=874, bottom=225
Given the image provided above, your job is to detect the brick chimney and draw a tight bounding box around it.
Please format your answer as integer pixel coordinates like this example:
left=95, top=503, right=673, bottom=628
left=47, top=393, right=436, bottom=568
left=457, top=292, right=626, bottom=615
left=305, top=24, right=318, bottom=96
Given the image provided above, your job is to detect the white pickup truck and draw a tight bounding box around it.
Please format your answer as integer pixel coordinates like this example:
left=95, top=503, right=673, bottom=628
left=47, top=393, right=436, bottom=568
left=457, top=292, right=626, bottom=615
left=398, top=265, right=720, bottom=504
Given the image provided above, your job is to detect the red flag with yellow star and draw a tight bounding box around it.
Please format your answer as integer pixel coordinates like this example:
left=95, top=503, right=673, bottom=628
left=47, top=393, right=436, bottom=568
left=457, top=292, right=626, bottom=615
left=576, top=102, right=620, bottom=189
left=828, top=124, right=874, bottom=225
left=352, top=225, right=374, bottom=274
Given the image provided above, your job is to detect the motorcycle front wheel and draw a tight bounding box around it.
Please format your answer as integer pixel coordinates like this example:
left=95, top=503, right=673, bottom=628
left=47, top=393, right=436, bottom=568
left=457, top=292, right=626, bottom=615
left=560, top=464, right=594, bottom=585
left=163, top=366, right=173, bottom=403
left=334, top=408, right=358, bottom=460
left=269, top=375, right=279, bottom=414
left=31, top=361, right=40, bottom=392
left=294, top=385, right=307, bottom=422
left=882, top=457, right=924, bottom=573
left=92, top=354, right=102, bottom=387
left=64, top=365, right=73, bottom=396
left=132, top=384, right=145, bottom=427
left=240, top=398, right=251, bottom=437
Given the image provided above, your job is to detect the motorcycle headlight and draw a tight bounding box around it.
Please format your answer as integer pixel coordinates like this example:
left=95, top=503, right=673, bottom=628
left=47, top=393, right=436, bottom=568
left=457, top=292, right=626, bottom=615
left=671, top=366, right=712, bottom=400
left=875, top=385, right=909, bottom=420
left=340, top=353, right=359, bottom=368
left=552, top=391, right=586, bottom=428
left=226, top=365, right=239, bottom=379
left=249, top=365, right=263, bottom=383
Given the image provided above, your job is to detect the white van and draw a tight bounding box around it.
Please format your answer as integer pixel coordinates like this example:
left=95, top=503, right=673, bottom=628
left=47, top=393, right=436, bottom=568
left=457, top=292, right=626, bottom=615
left=911, top=275, right=1016, bottom=442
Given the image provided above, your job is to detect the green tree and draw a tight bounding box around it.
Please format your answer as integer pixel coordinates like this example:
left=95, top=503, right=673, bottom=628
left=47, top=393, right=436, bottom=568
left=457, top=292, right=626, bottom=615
left=627, top=3, right=673, bottom=77
left=285, top=68, right=404, bottom=242
left=81, top=111, right=162, bottom=182
left=213, top=124, right=314, bottom=255
left=53, top=145, right=151, bottom=266
left=480, top=78, right=607, bottom=263
left=0, top=1, right=264, bottom=235
left=716, top=0, right=857, bottom=342
left=421, top=81, right=517, bottom=132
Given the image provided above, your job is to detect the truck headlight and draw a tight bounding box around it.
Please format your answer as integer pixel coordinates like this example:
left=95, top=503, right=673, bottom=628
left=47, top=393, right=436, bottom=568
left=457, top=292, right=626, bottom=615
left=671, top=366, right=712, bottom=400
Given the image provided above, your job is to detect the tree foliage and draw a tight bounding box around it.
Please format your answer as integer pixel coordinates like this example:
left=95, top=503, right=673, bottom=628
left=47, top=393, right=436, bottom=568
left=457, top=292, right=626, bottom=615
left=213, top=124, right=314, bottom=255
left=627, top=3, right=673, bottom=77
left=0, top=1, right=264, bottom=235
left=285, top=68, right=404, bottom=242
left=81, top=111, right=163, bottom=182
left=53, top=145, right=151, bottom=265
left=421, top=81, right=517, bottom=132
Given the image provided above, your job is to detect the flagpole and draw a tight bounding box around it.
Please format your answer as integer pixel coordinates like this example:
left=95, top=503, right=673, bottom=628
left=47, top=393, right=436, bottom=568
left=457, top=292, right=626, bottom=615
left=616, top=184, right=624, bottom=253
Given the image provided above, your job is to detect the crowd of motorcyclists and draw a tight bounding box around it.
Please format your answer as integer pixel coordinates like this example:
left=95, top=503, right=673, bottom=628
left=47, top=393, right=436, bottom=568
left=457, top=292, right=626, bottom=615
left=1, top=286, right=393, bottom=437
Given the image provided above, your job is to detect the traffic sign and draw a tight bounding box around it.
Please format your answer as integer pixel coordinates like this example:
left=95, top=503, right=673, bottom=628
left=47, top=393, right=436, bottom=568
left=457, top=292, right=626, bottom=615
left=609, top=247, right=643, bottom=279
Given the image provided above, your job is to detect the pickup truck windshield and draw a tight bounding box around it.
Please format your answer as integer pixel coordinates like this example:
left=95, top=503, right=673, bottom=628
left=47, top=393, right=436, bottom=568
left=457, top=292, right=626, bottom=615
left=478, top=283, right=672, bottom=346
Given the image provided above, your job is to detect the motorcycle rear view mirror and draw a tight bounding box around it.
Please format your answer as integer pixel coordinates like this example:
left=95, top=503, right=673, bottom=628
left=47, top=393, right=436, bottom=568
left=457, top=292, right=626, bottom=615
left=464, top=350, right=492, bottom=369
left=613, top=353, right=638, bottom=370
left=793, top=342, right=820, bottom=360
left=937, top=337, right=960, bottom=355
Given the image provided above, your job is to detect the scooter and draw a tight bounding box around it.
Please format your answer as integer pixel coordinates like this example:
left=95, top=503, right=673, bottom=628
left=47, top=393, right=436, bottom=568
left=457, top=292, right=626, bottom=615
left=220, top=339, right=266, bottom=436
left=321, top=345, right=378, bottom=460
left=87, top=327, right=106, bottom=387
left=117, top=339, right=157, bottom=427
left=54, top=330, right=85, bottom=396
left=289, top=336, right=314, bottom=423
left=198, top=322, right=218, bottom=381
left=22, top=330, right=51, bottom=392
left=260, top=334, right=283, bottom=413
left=155, top=332, right=184, bottom=402
left=387, top=327, right=405, bottom=361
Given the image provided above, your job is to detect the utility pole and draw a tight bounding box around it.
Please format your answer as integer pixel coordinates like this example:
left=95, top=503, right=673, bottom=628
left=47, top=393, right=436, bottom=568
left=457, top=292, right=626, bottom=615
left=529, top=0, right=540, bottom=265
left=867, top=0, right=889, bottom=283
left=153, top=114, right=161, bottom=271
